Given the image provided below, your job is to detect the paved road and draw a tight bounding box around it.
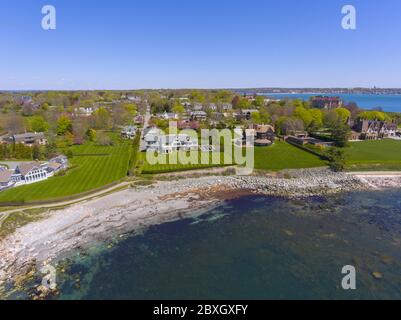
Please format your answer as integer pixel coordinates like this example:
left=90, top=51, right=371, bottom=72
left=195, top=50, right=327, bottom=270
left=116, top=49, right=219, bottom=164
left=140, top=104, right=152, bottom=151
left=0, top=181, right=131, bottom=218
left=347, top=171, right=401, bottom=176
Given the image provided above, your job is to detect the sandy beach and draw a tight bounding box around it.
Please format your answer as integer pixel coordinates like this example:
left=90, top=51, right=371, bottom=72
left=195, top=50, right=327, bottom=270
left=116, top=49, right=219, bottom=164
left=0, top=168, right=400, bottom=297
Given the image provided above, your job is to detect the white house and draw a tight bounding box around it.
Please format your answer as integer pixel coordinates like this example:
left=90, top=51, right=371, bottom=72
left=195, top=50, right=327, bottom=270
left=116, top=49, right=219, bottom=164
left=12, top=162, right=49, bottom=186
left=193, top=103, right=204, bottom=111
left=144, top=127, right=163, bottom=150
left=75, top=107, right=94, bottom=117
left=161, top=112, right=179, bottom=120
left=121, top=125, right=138, bottom=139
left=0, top=168, right=13, bottom=190
left=152, top=134, right=199, bottom=154
left=191, top=111, right=207, bottom=121
left=221, top=103, right=233, bottom=111
left=0, top=156, right=69, bottom=191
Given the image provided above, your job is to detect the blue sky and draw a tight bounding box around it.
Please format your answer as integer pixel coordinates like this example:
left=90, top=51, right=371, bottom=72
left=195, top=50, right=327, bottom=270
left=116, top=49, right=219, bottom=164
left=1, top=0, right=401, bottom=90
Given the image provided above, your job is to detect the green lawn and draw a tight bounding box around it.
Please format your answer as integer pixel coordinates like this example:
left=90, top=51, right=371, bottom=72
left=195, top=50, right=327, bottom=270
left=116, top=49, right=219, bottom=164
left=254, top=141, right=326, bottom=171
left=346, top=139, right=401, bottom=171
left=140, top=141, right=326, bottom=174
left=0, top=142, right=131, bottom=204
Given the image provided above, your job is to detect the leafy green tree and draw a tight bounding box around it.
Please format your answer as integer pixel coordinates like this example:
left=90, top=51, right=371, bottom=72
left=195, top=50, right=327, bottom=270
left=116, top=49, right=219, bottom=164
left=335, top=108, right=351, bottom=123
left=56, top=115, right=73, bottom=136
left=190, top=91, right=205, bottom=103
left=123, top=103, right=138, bottom=116
left=325, top=148, right=347, bottom=172
left=29, top=116, right=49, bottom=132
left=93, top=107, right=111, bottom=129
left=251, top=112, right=262, bottom=124
left=357, top=110, right=390, bottom=122
left=259, top=106, right=271, bottom=124
left=294, top=107, right=313, bottom=127
left=172, top=104, right=186, bottom=118
left=252, top=96, right=265, bottom=107
left=330, top=122, right=351, bottom=147
left=306, top=109, right=323, bottom=133
left=32, top=144, right=42, bottom=160
left=86, top=128, right=97, bottom=142
left=236, top=98, right=251, bottom=110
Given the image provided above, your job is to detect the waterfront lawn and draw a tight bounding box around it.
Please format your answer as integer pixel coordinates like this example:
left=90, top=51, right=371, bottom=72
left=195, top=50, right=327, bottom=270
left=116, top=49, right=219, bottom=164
left=346, top=139, right=401, bottom=171
left=140, top=141, right=326, bottom=174
left=0, top=141, right=131, bottom=204
left=254, top=141, right=327, bottom=171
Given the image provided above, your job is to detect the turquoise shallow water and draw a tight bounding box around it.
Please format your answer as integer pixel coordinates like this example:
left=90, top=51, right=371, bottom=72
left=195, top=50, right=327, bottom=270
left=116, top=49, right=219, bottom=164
left=41, top=189, right=401, bottom=300
left=264, top=93, right=401, bottom=112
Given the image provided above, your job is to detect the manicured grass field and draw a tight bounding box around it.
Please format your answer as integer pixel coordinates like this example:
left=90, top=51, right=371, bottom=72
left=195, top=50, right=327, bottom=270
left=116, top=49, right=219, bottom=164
left=140, top=141, right=326, bottom=173
left=0, top=142, right=131, bottom=204
left=254, top=141, right=326, bottom=171
left=346, top=139, right=401, bottom=171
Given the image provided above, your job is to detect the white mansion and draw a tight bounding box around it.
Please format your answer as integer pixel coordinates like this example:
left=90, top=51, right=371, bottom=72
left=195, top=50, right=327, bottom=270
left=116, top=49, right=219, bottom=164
left=0, top=155, right=69, bottom=191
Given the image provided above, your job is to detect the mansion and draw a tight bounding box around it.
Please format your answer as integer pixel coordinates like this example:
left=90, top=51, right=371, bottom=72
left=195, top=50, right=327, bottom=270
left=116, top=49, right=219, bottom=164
left=351, top=119, right=398, bottom=141
left=0, top=155, right=69, bottom=191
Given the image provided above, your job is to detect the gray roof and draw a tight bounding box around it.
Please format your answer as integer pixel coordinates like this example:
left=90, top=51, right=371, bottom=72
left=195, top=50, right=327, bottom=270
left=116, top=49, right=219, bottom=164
left=47, top=162, right=62, bottom=171
left=12, top=132, right=45, bottom=142
left=16, top=162, right=41, bottom=176
left=0, top=169, right=12, bottom=183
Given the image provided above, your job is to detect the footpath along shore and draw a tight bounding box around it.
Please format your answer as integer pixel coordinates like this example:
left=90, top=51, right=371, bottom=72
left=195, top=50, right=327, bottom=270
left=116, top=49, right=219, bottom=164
left=0, top=168, right=400, bottom=297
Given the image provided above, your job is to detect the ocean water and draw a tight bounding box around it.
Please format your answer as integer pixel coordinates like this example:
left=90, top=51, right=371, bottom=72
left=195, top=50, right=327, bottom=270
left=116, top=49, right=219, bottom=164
left=264, top=93, right=401, bottom=113
left=47, top=189, right=401, bottom=300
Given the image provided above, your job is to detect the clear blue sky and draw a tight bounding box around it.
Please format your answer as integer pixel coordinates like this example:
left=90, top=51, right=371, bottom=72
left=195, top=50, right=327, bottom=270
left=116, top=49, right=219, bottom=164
left=1, top=0, right=401, bottom=90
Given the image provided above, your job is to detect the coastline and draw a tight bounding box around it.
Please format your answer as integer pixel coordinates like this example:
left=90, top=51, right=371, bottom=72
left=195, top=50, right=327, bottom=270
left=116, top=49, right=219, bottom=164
left=0, top=168, right=400, bottom=298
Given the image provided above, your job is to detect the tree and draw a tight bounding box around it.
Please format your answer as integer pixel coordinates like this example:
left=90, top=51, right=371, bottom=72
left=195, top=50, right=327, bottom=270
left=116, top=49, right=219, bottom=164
left=308, top=109, right=323, bottom=132
left=252, top=96, right=265, bottom=107
left=93, top=107, right=111, bottom=129
left=172, top=104, right=185, bottom=118
left=275, top=116, right=304, bottom=135
left=96, top=132, right=113, bottom=146
left=251, top=112, right=262, bottom=124
left=236, top=98, right=251, bottom=110
left=259, top=106, right=271, bottom=124
left=335, top=108, right=351, bottom=123
left=357, top=110, right=390, bottom=122
left=32, top=144, right=42, bottom=160
left=56, top=115, right=73, bottom=136
left=86, top=128, right=97, bottom=142
left=294, top=107, right=313, bottom=128
left=325, top=148, right=347, bottom=172
left=29, top=116, right=49, bottom=132
left=190, top=91, right=205, bottom=103
left=5, top=114, right=25, bottom=134
left=123, top=103, right=138, bottom=116
left=232, top=96, right=241, bottom=108
left=331, top=122, right=351, bottom=147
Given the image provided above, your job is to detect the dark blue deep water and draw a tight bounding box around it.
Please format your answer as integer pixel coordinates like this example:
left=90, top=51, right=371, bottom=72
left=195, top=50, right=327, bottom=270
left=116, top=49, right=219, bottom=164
left=47, top=189, right=401, bottom=300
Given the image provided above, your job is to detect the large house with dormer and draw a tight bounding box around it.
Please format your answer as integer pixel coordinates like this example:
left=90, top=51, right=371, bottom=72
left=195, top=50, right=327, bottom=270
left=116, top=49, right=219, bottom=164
left=2, top=132, right=47, bottom=146
left=350, top=119, right=398, bottom=140
left=12, top=162, right=48, bottom=185
left=0, top=155, right=69, bottom=191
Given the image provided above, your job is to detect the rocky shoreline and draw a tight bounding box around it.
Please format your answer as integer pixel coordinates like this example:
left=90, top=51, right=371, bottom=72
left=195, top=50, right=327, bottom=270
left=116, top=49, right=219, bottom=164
left=0, top=168, right=400, bottom=298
